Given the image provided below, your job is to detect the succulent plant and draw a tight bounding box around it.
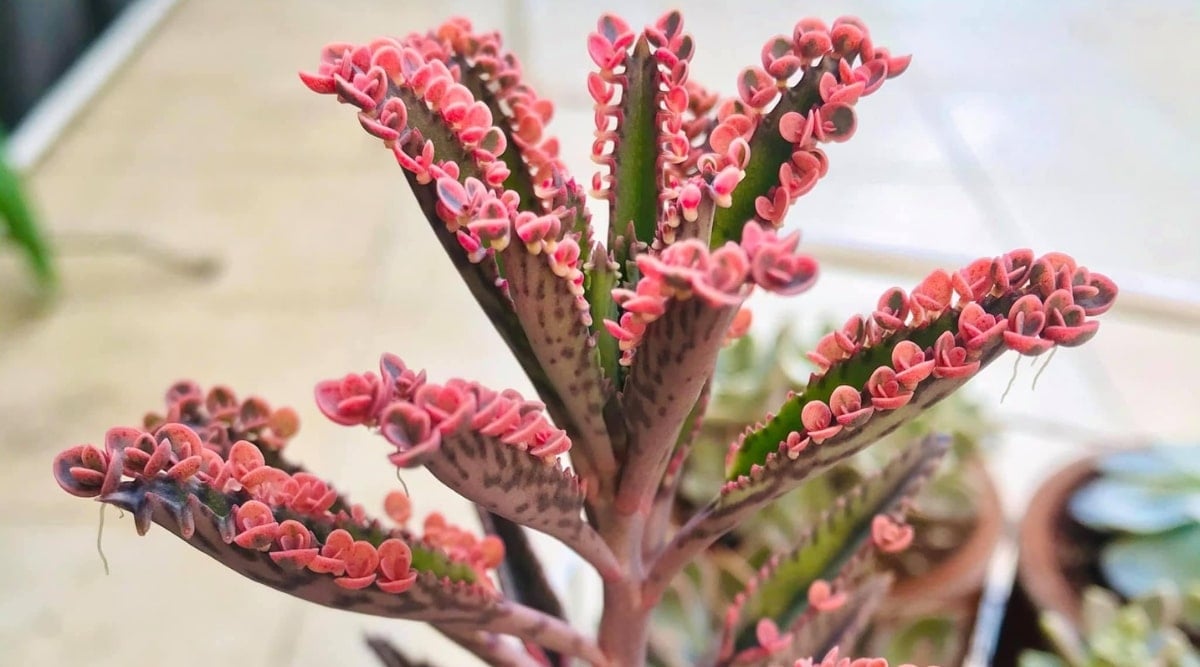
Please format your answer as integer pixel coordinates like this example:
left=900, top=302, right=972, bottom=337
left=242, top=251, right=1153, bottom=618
left=51, top=10, right=1119, bottom=667
left=1020, top=587, right=1200, bottom=667
left=1069, top=444, right=1200, bottom=608
left=1, top=126, right=54, bottom=287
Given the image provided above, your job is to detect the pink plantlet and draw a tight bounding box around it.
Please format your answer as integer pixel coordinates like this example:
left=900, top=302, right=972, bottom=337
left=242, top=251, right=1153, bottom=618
left=932, top=330, right=981, bottom=378
left=234, top=500, right=280, bottom=551
left=807, top=579, right=847, bottom=612
left=866, top=367, right=912, bottom=411
left=829, top=385, right=873, bottom=428
left=314, top=371, right=385, bottom=426
left=871, top=514, right=915, bottom=553
left=801, top=400, right=842, bottom=443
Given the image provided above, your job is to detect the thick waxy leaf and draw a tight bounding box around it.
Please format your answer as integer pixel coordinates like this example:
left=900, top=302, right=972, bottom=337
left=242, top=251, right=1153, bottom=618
left=722, top=435, right=946, bottom=654
left=585, top=249, right=623, bottom=387
left=725, top=309, right=961, bottom=481
left=709, top=62, right=829, bottom=247
left=501, top=240, right=618, bottom=495
left=101, top=475, right=603, bottom=663
left=647, top=242, right=1120, bottom=600
left=400, top=149, right=559, bottom=417
left=306, top=42, right=611, bottom=499
left=101, top=476, right=496, bottom=623
left=475, top=510, right=567, bottom=665
left=644, top=343, right=995, bottom=600
left=618, top=294, right=741, bottom=513
left=606, top=38, right=661, bottom=248
left=707, top=20, right=910, bottom=246
left=416, top=426, right=618, bottom=577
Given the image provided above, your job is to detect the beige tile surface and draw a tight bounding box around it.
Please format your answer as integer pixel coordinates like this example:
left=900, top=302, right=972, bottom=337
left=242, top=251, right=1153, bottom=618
left=2, top=0, right=1198, bottom=665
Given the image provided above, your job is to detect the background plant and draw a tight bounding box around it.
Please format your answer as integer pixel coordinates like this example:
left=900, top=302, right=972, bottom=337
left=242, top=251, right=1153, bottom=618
left=1, top=126, right=54, bottom=287
left=1020, top=587, right=1200, bottom=667
left=52, top=10, right=1118, bottom=666
left=1069, top=444, right=1200, bottom=627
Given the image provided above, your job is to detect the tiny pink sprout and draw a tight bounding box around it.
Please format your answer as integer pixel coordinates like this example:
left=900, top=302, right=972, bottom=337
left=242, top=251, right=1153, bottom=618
left=800, top=400, right=841, bottom=443
left=315, top=372, right=385, bottom=426
left=334, top=540, right=380, bottom=590
left=891, top=340, right=934, bottom=388
left=871, top=514, right=915, bottom=553
left=233, top=501, right=280, bottom=551
left=377, top=539, right=418, bottom=593
left=755, top=618, right=794, bottom=655
left=807, top=579, right=846, bottom=612
left=866, top=367, right=912, bottom=410
left=932, top=331, right=981, bottom=379
left=1003, top=294, right=1054, bottom=356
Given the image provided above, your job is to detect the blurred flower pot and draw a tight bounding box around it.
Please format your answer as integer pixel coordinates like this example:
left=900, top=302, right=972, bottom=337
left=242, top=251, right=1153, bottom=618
left=864, top=458, right=1004, bottom=665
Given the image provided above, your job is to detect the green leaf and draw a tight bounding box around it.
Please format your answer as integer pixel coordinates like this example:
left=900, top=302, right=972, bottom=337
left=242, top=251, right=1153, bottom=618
left=585, top=252, right=621, bottom=386
left=1101, top=525, right=1200, bottom=599
left=729, top=435, right=947, bottom=644
left=412, top=425, right=617, bottom=575
left=101, top=477, right=494, bottom=622
left=0, top=129, right=54, bottom=286
left=609, top=38, right=662, bottom=248
left=709, top=61, right=832, bottom=247
left=1097, top=445, right=1200, bottom=484
left=1069, top=477, right=1198, bottom=534
left=726, top=311, right=959, bottom=480
left=1018, top=651, right=1069, bottom=667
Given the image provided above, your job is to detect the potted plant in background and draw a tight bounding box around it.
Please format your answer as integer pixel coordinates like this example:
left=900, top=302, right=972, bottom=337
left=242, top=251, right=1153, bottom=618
left=50, top=10, right=1119, bottom=666
left=657, top=326, right=1002, bottom=665
left=1000, top=444, right=1200, bottom=663
left=1019, top=587, right=1200, bottom=667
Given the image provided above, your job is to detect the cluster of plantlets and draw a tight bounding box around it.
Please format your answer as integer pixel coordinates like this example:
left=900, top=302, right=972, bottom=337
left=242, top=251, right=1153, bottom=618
left=52, top=9, right=1118, bottom=666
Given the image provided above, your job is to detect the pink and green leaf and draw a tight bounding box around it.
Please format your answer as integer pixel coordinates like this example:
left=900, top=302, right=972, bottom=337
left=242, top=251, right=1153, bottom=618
left=720, top=435, right=945, bottom=657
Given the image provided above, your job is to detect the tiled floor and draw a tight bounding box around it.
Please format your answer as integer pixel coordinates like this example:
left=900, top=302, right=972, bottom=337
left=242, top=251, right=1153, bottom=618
left=1, top=0, right=1197, bottom=665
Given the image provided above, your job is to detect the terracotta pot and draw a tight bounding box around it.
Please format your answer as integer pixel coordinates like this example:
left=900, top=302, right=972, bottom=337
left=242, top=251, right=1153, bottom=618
left=1016, top=457, right=1101, bottom=624
left=993, top=457, right=1102, bottom=666
left=868, top=460, right=1005, bottom=664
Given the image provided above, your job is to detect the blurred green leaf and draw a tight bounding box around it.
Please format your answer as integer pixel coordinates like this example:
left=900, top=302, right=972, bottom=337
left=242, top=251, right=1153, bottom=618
left=1101, top=526, right=1200, bottom=599
left=0, top=128, right=55, bottom=286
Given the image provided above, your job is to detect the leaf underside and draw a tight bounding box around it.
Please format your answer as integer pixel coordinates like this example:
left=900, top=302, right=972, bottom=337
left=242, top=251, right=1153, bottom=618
left=102, top=477, right=500, bottom=624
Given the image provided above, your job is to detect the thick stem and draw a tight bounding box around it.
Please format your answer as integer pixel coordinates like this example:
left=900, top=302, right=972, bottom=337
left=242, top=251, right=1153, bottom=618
left=597, top=512, right=650, bottom=666
left=598, top=581, right=652, bottom=667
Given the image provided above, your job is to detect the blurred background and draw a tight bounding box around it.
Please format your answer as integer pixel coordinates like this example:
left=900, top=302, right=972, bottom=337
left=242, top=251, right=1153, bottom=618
left=1, top=0, right=1197, bottom=665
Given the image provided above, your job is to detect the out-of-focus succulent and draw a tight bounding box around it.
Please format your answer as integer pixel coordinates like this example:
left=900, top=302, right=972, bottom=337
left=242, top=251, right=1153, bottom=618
left=1069, top=445, right=1200, bottom=605
left=1020, top=586, right=1200, bottom=667
left=51, top=9, right=1118, bottom=666
left=1, top=127, right=54, bottom=287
